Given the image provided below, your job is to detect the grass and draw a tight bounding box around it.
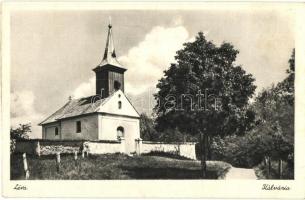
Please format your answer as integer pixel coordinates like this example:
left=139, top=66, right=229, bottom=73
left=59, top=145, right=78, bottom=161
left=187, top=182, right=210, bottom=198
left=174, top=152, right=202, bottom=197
left=11, top=153, right=231, bottom=180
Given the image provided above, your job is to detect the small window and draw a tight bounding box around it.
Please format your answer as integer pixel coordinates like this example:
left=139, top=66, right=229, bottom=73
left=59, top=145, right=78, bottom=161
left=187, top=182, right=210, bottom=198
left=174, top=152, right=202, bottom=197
left=76, top=121, right=81, bottom=133
left=55, top=127, right=59, bottom=136
left=117, top=126, right=124, bottom=138
left=118, top=101, right=122, bottom=109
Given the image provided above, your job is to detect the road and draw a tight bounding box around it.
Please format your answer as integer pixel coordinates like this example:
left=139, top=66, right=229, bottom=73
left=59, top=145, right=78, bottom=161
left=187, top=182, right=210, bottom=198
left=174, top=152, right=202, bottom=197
left=225, top=167, right=257, bottom=180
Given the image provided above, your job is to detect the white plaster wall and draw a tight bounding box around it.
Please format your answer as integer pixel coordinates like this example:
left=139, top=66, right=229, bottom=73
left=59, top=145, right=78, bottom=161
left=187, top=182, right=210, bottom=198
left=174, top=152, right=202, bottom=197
left=179, top=143, right=197, bottom=160
left=99, top=90, right=139, bottom=118
left=44, top=123, right=60, bottom=140
left=141, top=143, right=179, bottom=154
left=99, top=115, right=140, bottom=153
left=83, top=141, right=122, bottom=154
left=141, top=142, right=197, bottom=160
left=60, top=114, right=99, bottom=140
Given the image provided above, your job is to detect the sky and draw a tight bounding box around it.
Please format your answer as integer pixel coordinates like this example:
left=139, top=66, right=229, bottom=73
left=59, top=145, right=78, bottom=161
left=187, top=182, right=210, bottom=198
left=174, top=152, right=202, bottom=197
left=10, top=9, right=295, bottom=138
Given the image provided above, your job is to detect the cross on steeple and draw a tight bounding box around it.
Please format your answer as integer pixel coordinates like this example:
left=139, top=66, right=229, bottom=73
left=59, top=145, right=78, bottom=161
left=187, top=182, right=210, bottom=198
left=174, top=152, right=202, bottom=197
left=108, top=16, right=112, bottom=28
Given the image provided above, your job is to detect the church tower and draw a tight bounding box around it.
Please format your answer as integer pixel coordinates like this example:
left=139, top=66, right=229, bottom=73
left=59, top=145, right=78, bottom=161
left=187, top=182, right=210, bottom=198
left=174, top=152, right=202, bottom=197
left=93, top=22, right=126, bottom=98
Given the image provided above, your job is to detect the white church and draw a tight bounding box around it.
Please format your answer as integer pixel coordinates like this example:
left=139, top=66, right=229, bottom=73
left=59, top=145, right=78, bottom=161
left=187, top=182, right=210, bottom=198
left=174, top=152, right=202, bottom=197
left=39, top=22, right=141, bottom=153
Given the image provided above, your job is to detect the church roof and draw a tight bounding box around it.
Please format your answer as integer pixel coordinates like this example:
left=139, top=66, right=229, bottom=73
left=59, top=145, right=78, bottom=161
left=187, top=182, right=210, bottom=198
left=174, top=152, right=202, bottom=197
left=39, top=95, right=111, bottom=125
left=95, top=22, right=125, bottom=69
left=39, top=90, right=140, bottom=125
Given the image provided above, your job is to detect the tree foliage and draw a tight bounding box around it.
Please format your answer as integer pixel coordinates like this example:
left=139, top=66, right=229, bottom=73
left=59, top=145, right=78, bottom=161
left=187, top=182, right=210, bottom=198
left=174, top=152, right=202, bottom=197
left=154, top=32, right=256, bottom=138
left=251, top=49, right=294, bottom=163
left=211, top=49, right=295, bottom=177
left=10, top=123, right=31, bottom=140
left=140, top=113, right=159, bottom=141
left=140, top=113, right=197, bottom=142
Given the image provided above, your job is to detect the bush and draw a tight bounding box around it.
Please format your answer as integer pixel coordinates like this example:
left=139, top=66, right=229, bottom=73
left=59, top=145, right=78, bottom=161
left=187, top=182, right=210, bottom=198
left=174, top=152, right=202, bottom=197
left=10, top=139, right=16, bottom=154
left=210, top=135, right=264, bottom=168
left=254, top=160, right=294, bottom=179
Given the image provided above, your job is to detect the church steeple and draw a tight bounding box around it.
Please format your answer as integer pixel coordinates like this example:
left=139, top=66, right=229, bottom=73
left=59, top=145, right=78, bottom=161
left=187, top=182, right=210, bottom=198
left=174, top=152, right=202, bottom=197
left=93, top=20, right=127, bottom=98
left=98, top=20, right=124, bottom=68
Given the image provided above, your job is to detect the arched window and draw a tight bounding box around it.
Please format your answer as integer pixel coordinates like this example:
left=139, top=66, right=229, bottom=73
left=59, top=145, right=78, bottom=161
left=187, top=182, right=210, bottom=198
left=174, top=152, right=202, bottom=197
left=117, top=126, right=124, bottom=138
left=118, top=101, right=122, bottom=109
left=55, top=127, right=59, bottom=136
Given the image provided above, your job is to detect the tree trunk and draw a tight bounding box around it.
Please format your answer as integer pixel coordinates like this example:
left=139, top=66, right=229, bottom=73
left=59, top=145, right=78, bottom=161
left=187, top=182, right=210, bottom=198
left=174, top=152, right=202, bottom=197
left=207, top=135, right=212, bottom=160
left=264, top=156, right=267, bottom=166
left=268, top=157, right=271, bottom=179
left=200, top=133, right=207, bottom=179
left=278, top=159, right=282, bottom=179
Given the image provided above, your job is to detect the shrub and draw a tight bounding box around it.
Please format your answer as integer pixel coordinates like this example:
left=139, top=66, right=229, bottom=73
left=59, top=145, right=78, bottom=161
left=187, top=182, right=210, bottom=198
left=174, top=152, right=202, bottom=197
left=254, top=160, right=294, bottom=179
left=10, top=139, right=16, bottom=154
left=210, top=135, right=264, bottom=168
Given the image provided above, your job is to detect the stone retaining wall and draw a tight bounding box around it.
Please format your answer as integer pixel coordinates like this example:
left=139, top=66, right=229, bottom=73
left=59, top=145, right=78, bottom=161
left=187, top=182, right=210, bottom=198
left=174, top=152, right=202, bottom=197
left=13, top=139, right=197, bottom=160
left=14, top=139, right=125, bottom=155
left=14, top=140, right=84, bottom=155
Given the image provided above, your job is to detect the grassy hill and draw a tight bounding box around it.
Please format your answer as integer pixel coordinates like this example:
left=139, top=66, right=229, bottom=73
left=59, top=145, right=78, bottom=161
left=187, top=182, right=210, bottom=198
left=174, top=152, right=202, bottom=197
left=11, top=153, right=231, bottom=180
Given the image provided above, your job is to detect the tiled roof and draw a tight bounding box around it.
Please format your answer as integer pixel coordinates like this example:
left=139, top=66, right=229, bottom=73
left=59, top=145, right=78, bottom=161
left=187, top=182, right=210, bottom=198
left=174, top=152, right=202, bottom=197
left=39, top=95, right=110, bottom=125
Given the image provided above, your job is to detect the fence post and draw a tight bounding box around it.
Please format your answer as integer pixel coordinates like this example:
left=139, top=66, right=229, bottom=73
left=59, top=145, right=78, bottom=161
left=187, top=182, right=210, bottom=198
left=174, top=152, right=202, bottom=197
left=56, top=152, right=61, bottom=173
left=135, top=138, right=143, bottom=155
left=135, top=139, right=139, bottom=155
left=74, top=151, right=78, bottom=167
left=74, top=151, right=78, bottom=160
left=82, top=150, right=85, bottom=158
left=22, top=153, right=30, bottom=180
left=35, top=141, right=41, bottom=157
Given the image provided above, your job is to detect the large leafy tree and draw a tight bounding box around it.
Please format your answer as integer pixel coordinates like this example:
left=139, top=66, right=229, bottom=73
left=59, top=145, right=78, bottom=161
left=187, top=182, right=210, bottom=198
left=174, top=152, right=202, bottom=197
left=154, top=33, right=256, bottom=177
left=250, top=49, right=295, bottom=178
left=154, top=32, right=256, bottom=139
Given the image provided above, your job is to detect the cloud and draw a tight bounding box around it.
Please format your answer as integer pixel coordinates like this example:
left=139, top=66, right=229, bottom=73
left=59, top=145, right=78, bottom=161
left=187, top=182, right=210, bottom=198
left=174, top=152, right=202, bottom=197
left=119, top=25, right=190, bottom=95
left=11, top=90, right=44, bottom=138
left=72, top=76, right=95, bottom=98
left=72, top=24, right=191, bottom=98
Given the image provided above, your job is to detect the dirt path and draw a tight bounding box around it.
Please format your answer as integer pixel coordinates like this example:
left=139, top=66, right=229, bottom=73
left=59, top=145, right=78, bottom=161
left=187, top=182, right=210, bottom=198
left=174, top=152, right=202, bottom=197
left=225, top=167, right=257, bottom=180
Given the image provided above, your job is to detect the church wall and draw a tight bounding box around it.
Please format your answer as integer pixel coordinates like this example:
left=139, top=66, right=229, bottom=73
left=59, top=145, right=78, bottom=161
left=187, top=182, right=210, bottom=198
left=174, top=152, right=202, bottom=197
left=43, top=123, right=61, bottom=140
left=60, top=114, right=99, bottom=140
left=99, top=90, right=139, bottom=118
left=99, top=114, right=140, bottom=153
